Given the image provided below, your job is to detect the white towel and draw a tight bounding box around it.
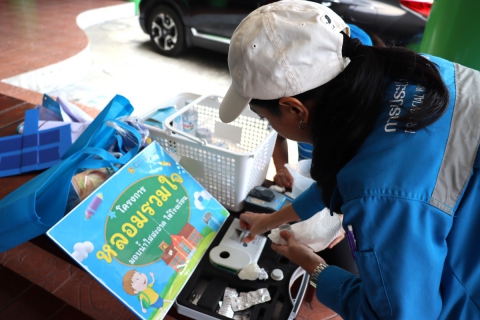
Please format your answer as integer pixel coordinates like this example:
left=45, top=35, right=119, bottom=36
left=268, top=208, right=343, bottom=252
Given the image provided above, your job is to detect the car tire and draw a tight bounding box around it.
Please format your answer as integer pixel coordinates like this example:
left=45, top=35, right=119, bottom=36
left=148, top=6, right=186, bottom=57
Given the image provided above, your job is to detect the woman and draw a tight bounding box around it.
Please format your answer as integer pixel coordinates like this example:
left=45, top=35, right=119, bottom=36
left=218, top=1, right=480, bottom=319
left=271, top=23, right=380, bottom=190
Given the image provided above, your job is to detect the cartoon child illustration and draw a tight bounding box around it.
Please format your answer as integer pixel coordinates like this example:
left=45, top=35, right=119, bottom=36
left=123, top=270, right=164, bottom=314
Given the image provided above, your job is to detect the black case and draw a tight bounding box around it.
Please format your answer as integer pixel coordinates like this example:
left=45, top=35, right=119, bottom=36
left=175, top=215, right=309, bottom=320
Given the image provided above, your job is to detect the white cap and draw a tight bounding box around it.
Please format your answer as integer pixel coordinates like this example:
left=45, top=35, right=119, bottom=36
left=271, top=269, right=284, bottom=281
left=219, top=0, right=350, bottom=123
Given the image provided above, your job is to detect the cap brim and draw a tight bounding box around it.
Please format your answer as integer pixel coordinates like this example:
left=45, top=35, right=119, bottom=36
left=219, top=85, right=251, bottom=123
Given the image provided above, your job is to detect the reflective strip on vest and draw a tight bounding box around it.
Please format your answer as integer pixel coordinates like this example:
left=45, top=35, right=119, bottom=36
left=430, top=64, right=480, bottom=214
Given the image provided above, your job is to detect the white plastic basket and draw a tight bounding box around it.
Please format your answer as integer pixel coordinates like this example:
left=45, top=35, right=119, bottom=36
left=141, top=93, right=277, bottom=212
left=140, top=92, right=202, bottom=121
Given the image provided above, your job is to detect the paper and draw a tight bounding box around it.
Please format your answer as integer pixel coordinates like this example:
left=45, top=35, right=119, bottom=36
left=57, top=95, right=93, bottom=123
left=24, top=94, right=94, bottom=143
left=36, top=120, right=90, bottom=143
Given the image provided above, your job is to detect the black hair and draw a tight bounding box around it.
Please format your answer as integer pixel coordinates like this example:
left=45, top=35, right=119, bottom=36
left=251, top=34, right=449, bottom=211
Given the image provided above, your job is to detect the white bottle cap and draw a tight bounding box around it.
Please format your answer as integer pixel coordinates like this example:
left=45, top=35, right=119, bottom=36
left=271, top=269, right=284, bottom=281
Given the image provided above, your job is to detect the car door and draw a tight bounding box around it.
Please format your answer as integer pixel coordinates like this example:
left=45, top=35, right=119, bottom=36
left=184, top=0, right=275, bottom=39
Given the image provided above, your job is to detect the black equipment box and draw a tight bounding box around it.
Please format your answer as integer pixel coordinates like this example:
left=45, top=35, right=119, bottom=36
left=175, top=215, right=309, bottom=320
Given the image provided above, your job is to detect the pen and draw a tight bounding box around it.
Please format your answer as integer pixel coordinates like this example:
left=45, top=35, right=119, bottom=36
left=346, top=224, right=357, bottom=261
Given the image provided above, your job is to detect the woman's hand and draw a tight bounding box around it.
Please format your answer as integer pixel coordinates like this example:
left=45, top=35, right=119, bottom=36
left=240, top=204, right=301, bottom=243
left=273, top=167, right=294, bottom=189
left=272, top=230, right=325, bottom=275
left=239, top=211, right=273, bottom=243
left=327, top=229, right=345, bottom=249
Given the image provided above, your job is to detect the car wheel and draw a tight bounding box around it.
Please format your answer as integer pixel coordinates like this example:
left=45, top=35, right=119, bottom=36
left=148, top=6, right=186, bottom=57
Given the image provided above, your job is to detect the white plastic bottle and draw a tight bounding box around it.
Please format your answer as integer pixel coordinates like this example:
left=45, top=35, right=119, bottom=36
left=182, top=108, right=198, bottom=134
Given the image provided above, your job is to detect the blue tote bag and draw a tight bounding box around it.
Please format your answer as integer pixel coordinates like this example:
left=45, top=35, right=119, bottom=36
left=0, top=95, right=140, bottom=252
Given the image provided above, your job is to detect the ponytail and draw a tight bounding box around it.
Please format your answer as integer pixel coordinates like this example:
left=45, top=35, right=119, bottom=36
left=310, top=35, right=449, bottom=209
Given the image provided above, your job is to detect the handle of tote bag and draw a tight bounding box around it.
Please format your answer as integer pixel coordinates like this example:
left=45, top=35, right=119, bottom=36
left=77, top=119, right=142, bottom=171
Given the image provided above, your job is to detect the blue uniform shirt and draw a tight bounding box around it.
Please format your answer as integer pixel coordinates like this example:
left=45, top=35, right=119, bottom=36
left=293, top=56, right=480, bottom=319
